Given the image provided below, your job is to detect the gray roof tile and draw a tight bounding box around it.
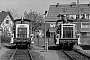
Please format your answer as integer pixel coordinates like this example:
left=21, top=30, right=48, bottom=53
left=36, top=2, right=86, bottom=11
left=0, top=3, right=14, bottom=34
left=0, top=11, right=14, bottom=25
left=46, top=4, right=90, bottom=22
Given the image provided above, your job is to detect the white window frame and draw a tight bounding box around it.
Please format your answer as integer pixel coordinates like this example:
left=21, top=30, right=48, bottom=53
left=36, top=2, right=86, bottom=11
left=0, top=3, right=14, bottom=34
left=81, top=22, right=90, bottom=28
left=69, top=15, right=76, bottom=19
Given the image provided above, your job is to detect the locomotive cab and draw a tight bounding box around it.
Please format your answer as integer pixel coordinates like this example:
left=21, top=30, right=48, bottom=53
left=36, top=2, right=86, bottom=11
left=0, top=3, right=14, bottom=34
left=14, top=24, right=30, bottom=45
left=12, top=19, right=31, bottom=47
left=54, top=22, right=78, bottom=48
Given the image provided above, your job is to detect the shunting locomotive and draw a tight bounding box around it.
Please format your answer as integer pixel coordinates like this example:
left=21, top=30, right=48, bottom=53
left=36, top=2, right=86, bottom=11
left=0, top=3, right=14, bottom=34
left=12, top=18, right=31, bottom=47
left=54, top=16, right=78, bottom=48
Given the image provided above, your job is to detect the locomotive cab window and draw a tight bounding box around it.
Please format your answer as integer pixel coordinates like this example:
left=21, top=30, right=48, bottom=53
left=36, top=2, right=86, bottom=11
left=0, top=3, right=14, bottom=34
left=63, top=27, right=73, bottom=38
left=63, top=25, right=73, bottom=38
left=17, top=28, right=27, bottom=38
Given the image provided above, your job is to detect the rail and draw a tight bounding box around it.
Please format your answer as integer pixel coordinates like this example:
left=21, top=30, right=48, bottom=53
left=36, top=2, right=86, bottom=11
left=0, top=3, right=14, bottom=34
left=62, top=48, right=90, bottom=60
left=10, top=48, right=17, bottom=60
left=62, top=49, right=74, bottom=60
left=9, top=48, right=33, bottom=60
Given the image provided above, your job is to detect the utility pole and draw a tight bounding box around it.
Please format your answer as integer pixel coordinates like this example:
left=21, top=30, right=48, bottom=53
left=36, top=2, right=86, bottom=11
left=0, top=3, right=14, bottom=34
left=77, top=0, right=81, bottom=45
left=77, top=0, right=80, bottom=31
left=44, top=11, right=48, bottom=52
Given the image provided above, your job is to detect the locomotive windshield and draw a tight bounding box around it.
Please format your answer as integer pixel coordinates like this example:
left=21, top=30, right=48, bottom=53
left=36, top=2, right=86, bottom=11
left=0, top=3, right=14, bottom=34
left=17, top=28, right=27, bottom=38
left=63, top=27, right=73, bottom=38
left=16, top=24, right=29, bottom=38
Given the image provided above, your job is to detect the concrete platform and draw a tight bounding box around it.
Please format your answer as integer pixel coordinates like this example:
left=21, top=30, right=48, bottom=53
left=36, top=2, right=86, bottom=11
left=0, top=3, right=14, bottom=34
left=73, top=45, right=90, bottom=57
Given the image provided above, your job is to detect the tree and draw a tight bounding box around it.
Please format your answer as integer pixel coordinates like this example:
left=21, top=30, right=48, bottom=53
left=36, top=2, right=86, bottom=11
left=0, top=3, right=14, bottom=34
left=24, top=10, right=44, bottom=31
left=7, top=9, right=22, bottom=20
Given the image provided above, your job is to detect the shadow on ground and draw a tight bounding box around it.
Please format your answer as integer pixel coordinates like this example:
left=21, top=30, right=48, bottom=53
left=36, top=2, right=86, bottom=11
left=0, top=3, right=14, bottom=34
left=4, top=45, right=16, bottom=49
left=80, top=45, right=90, bottom=50
left=42, top=45, right=73, bottom=50
left=41, top=45, right=61, bottom=50
left=4, top=45, right=30, bottom=49
left=2, top=44, right=29, bottom=49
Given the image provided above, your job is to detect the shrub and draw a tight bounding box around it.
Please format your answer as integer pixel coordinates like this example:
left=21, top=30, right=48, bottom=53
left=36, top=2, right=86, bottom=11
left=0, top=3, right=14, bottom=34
left=1, top=36, right=11, bottom=43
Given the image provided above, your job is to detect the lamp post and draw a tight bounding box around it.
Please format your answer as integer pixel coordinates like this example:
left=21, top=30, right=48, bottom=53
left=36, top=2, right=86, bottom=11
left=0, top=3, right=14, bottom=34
left=44, top=11, right=48, bottom=52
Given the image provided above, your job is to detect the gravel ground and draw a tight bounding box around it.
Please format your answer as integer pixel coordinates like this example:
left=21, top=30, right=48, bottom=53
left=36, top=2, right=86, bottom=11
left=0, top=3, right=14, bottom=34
left=29, top=50, right=45, bottom=60
left=56, top=50, right=71, bottom=60
left=0, top=43, right=60, bottom=60
left=31, top=44, right=59, bottom=60
left=1, top=43, right=85, bottom=60
left=0, top=43, right=15, bottom=60
left=0, top=43, right=11, bottom=60
left=0, top=43, right=74, bottom=60
left=1, top=50, right=15, bottom=60
left=73, top=45, right=90, bottom=57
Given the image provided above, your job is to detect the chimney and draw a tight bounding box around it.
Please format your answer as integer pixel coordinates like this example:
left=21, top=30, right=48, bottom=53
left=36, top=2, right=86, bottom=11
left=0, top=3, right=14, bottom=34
left=71, top=2, right=76, bottom=6
left=57, top=3, right=59, bottom=6
left=56, top=3, right=59, bottom=7
left=2, top=11, right=5, bottom=12
left=88, top=2, right=90, bottom=6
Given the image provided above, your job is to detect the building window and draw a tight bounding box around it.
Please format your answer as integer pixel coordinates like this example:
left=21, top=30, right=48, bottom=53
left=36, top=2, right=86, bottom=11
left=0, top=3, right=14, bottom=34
left=81, top=23, right=90, bottom=28
left=6, top=20, right=9, bottom=24
left=69, top=15, right=76, bottom=19
left=79, top=14, right=90, bottom=19
left=76, top=15, right=79, bottom=19
left=80, top=14, right=85, bottom=19
left=85, top=14, right=89, bottom=19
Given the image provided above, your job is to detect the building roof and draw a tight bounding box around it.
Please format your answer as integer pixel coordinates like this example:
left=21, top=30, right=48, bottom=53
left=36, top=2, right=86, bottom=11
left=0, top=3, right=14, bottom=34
left=0, top=11, right=14, bottom=25
left=46, top=3, right=90, bottom=22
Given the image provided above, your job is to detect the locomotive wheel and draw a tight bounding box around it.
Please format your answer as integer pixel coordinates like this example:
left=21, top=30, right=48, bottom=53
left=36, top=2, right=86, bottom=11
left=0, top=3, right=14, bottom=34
left=27, top=43, right=30, bottom=48
left=16, top=43, right=18, bottom=48
left=69, top=43, right=74, bottom=49
left=59, top=43, right=63, bottom=48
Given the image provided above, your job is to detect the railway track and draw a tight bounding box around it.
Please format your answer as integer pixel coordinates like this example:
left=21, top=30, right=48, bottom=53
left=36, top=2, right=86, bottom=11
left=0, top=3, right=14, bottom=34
left=62, top=49, right=90, bottom=60
left=10, top=48, right=33, bottom=60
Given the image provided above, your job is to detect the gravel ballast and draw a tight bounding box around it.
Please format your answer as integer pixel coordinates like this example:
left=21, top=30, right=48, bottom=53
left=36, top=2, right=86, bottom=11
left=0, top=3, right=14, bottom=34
left=1, top=43, right=71, bottom=60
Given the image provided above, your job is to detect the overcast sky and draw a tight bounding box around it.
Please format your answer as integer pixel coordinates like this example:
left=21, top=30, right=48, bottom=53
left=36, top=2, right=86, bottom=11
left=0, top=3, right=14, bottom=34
left=0, top=0, right=90, bottom=15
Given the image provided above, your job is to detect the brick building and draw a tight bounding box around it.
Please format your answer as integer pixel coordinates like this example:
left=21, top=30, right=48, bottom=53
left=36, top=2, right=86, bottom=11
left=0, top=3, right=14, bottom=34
left=46, top=2, right=90, bottom=44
